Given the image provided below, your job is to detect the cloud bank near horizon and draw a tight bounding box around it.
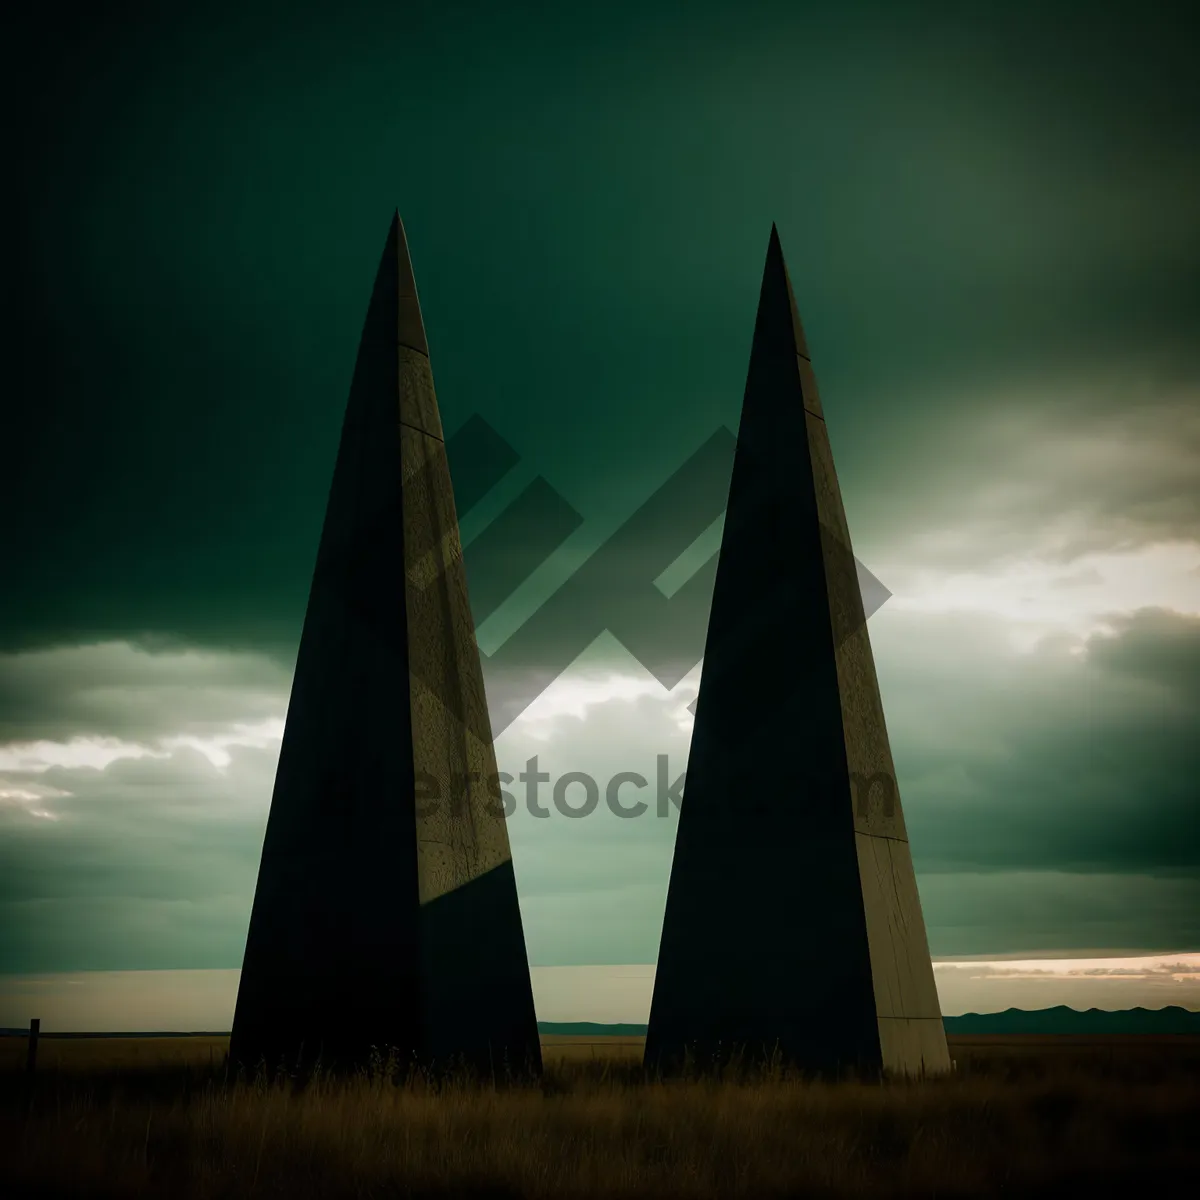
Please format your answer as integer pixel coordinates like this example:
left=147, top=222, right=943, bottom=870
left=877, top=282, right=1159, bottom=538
left=2, top=549, right=1197, bottom=975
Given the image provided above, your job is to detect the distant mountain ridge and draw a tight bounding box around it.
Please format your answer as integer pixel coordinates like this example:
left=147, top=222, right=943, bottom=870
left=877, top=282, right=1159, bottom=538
left=3, top=1008, right=1200, bottom=1038
left=538, top=1022, right=648, bottom=1036
left=540, top=1007, right=1200, bottom=1036
left=943, top=1005, right=1200, bottom=1035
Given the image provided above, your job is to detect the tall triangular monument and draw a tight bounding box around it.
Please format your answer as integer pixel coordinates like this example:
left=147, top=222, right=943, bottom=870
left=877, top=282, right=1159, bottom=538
left=230, top=212, right=542, bottom=1078
left=644, top=225, right=950, bottom=1079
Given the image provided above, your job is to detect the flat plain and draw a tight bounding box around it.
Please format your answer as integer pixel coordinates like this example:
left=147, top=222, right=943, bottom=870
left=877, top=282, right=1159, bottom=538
left=3, top=1033, right=1199, bottom=1198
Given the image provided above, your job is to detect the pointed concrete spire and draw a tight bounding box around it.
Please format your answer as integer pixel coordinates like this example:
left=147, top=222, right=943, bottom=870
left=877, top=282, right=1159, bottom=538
left=230, top=213, right=541, bottom=1077
left=644, top=225, right=949, bottom=1079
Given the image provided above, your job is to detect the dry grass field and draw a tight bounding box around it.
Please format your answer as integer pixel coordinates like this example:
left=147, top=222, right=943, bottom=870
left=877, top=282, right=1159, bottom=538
left=3, top=1033, right=1199, bottom=1198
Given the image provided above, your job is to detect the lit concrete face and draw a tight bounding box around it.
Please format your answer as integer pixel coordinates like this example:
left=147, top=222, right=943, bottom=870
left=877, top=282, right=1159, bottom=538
left=229, top=213, right=541, bottom=1077
left=644, top=226, right=949, bottom=1079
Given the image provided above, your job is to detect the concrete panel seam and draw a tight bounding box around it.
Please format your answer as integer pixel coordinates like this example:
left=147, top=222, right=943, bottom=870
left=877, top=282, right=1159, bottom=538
left=400, top=418, right=446, bottom=443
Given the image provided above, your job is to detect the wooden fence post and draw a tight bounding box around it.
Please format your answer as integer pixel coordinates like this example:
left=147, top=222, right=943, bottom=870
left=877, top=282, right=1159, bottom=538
left=23, top=1017, right=40, bottom=1118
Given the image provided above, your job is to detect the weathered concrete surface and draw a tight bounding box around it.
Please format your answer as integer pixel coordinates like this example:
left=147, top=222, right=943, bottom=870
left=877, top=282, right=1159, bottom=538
left=644, top=225, right=949, bottom=1079
left=229, top=212, right=541, bottom=1078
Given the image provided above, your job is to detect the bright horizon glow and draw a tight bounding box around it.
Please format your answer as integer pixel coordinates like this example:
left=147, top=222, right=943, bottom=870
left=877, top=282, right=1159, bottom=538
left=1, top=954, right=1197, bottom=1033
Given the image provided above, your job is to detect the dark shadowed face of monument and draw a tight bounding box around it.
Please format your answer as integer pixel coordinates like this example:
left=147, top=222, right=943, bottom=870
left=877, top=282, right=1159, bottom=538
left=644, top=226, right=951, bottom=1080
left=228, top=213, right=542, bottom=1079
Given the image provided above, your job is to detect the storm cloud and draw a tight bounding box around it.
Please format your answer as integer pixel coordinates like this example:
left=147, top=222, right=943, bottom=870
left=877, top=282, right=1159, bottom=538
left=2, top=0, right=1197, bottom=987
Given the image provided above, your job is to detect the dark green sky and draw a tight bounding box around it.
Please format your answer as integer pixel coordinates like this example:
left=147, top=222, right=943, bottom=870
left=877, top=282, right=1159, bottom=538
left=2, top=0, right=1198, bottom=976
